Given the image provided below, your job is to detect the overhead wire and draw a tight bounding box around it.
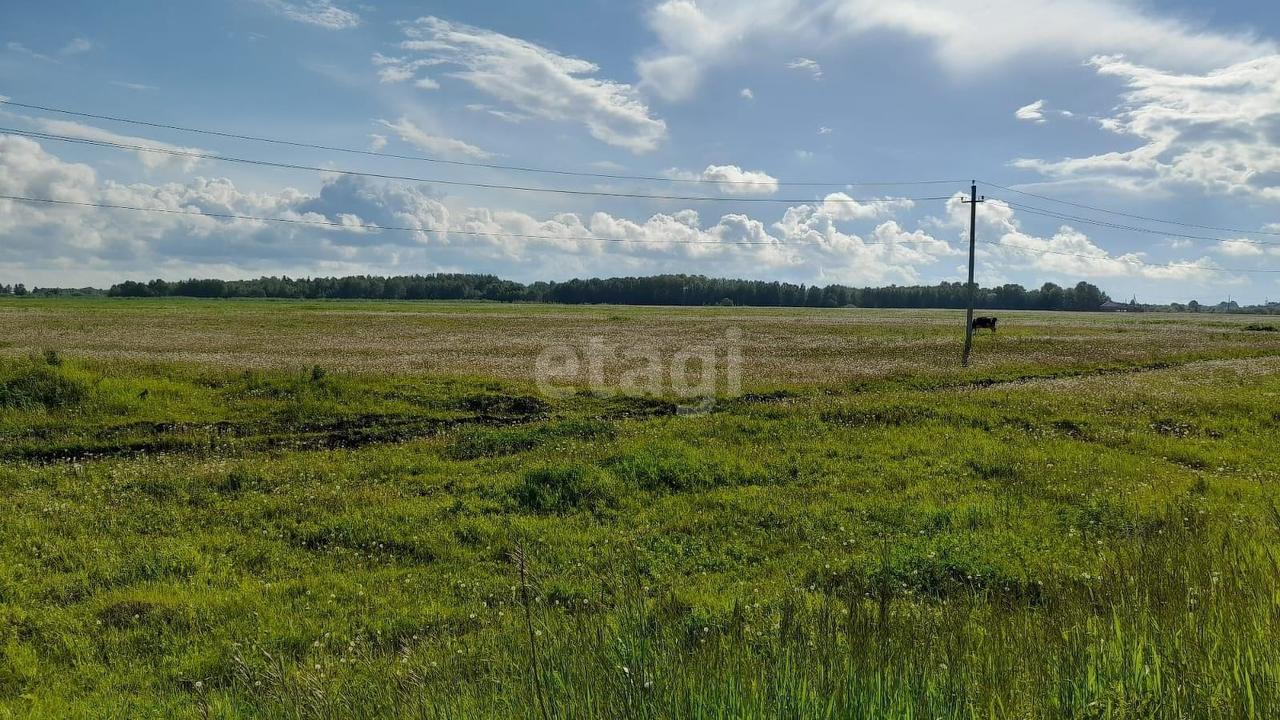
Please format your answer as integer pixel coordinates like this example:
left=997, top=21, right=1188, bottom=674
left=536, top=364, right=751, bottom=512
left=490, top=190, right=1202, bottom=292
left=982, top=240, right=1280, bottom=274
left=0, top=99, right=965, bottom=188
left=979, top=197, right=1280, bottom=273
left=4, top=100, right=1276, bottom=274
left=1, top=127, right=958, bottom=206
left=981, top=179, right=1280, bottom=237
left=989, top=198, right=1280, bottom=246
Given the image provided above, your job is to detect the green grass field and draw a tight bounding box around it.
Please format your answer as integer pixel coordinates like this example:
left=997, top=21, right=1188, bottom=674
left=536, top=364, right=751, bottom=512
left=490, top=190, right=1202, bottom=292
left=1, top=298, right=1279, bottom=718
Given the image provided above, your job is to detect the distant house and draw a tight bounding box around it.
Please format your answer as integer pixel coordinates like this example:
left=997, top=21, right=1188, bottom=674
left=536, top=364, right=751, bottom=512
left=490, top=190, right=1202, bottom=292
left=1099, top=300, right=1140, bottom=312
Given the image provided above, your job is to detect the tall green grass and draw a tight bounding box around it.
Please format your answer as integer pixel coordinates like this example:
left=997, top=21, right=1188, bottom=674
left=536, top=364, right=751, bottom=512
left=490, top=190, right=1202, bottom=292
left=0, top=341, right=1277, bottom=718
left=209, top=521, right=1279, bottom=719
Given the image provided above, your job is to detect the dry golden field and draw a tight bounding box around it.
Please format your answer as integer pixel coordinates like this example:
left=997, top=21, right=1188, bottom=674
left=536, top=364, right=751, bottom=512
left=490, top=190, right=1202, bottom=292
left=3, top=297, right=1278, bottom=387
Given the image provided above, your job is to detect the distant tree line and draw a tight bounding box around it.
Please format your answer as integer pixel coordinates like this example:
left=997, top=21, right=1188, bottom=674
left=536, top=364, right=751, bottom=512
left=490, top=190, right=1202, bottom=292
left=0, top=284, right=105, bottom=297
left=97, top=274, right=1116, bottom=310
left=1141, top=299, right=1280, bottom=315
left=3, top=274, right=1272, bottom=312
left=106, top=275, right=529, bottom=301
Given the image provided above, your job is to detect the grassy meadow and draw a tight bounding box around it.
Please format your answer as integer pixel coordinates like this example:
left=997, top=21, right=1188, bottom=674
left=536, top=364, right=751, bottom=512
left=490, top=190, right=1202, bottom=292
left=1, top=297, right=1279, bottom=718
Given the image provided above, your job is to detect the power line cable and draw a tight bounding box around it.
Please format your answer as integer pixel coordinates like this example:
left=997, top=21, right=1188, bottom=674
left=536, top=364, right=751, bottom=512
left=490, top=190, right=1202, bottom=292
left=2, top=127, right=957, bottom=206
left=0, top=193, right=953, bottom=250
left=0, top=99, right=965, bottom=188
left=9, top=104, right=1270, bottom=273
left=981, top=179, right=1280, bottom=237
left=983, top=240, right=1280, bottom=274
left=990, top=199, right=1280, bottom=246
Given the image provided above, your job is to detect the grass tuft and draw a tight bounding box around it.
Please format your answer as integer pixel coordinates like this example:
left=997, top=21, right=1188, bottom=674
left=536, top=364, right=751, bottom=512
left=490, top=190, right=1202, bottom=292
left=0, top=358, right=89, bottom=409
left=514, top=464, right=625, bottom=514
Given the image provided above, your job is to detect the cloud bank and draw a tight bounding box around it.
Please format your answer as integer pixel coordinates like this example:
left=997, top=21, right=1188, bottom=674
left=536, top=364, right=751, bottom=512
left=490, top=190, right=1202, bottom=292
left=1, top=134, right=959, bottom=287
left=1014, top=55, right=1280, bottom=201
left=635, top=0, right=1269, bottom=101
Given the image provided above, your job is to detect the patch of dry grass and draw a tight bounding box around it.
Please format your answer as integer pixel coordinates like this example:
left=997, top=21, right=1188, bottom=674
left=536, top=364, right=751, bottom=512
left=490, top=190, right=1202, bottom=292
left=3, top=298, right=1278, bottom=389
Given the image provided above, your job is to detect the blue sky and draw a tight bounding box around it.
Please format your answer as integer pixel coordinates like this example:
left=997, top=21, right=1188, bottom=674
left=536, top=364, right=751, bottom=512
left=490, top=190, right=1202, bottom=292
left=2, top=0, right=1279, bottom=302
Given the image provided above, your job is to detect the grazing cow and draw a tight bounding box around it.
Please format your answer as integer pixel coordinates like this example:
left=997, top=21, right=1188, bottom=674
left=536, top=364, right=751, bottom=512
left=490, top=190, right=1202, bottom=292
left=971, top=316, right=998, bottom=333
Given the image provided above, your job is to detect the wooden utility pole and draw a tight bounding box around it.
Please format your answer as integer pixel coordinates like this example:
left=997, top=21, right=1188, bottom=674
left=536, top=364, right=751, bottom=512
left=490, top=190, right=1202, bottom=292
left=961, top=181, right=984, bottom=366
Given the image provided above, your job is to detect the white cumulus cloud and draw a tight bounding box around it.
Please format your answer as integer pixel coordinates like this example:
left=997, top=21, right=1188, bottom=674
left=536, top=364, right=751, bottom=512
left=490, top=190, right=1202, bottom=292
left=1013, top=54, right=1280, bottom=201
left=30, top=119, right=208, bottom=173
left=1015, top=100, right=1046, bottom=124
left=395, top=17, right=667, bottom=154
left=1216, top=239, right=1269, bottom=257
left=465, top=104, right=530, bottom=123
left=377, top=66, right=413, bottom=84
left=941, top=194, right=1231, bottom=283
left=786, top=57, right=823, bottom=79
left=371, top=52, right=442, bottom=87
left=668, top=165, right=780, bottom=195
left=259, top=0, right=360, bottom=29
left=821, top=194, right=916, bottom=221
left=377, top=118, right=493, bottom=160
left=773, top=203, right=956, bottom=284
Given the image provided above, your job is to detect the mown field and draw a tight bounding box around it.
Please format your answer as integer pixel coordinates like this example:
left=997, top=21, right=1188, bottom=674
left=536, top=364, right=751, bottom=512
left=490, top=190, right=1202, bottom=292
left=1, top=298, right=1279, bottom=719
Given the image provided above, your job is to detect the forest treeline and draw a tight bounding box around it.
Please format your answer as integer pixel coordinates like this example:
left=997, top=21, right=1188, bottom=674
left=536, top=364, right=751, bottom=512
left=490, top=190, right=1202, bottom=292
left=6, top=275, right=1275, bottom=312
left=99, top=274, right=1117, bottom=310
